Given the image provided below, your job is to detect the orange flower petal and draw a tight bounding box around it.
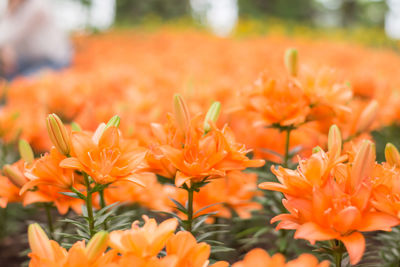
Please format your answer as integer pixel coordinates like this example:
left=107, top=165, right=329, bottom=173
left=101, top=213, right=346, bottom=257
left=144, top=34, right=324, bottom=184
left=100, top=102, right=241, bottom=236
left=175, top=171, right=192, bottom=187
left=59, top=157, right=84, bottom=170
left=339, top=231, right=365, bottom=265
left=357, top=212, right=399, bottom=232
left=294, top=222, right=337, bottom=244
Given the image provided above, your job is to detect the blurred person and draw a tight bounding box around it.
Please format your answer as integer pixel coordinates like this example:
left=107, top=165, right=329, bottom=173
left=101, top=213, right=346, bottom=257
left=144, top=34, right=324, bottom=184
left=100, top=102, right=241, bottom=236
left=0, top=0, right=72, bottom=81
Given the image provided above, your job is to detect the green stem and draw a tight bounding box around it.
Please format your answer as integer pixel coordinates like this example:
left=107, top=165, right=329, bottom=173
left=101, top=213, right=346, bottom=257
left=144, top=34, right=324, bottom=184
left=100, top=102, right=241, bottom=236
left=278, top=229, right=288, bottom=254
left=335, top=251, right=342, bottom=267
left=330, top=239, right=343, bottom=267
left=283, top=128, right=292, bottom=168
left=187, top=187, right=194, bottom=233
left=44, top=203, right=55, bottom=239
left=99, top=189, right=106, bottom=209
left=84, top=173, right=95, bottom=237
left=0, top=206, right=7, bottom=239
left=99, top=189, right=108, bottom=230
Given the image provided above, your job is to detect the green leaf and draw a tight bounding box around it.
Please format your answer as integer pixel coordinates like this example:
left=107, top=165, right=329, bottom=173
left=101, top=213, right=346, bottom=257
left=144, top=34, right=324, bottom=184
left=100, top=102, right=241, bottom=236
left=58, top=191, right=83, bottom=199
left=197, top=230, right=229, bottom=242
left=156, top=211, right=183, bottom=223
left=169, top=197, right=187, bottom=214
left=81, top=205, right=88, bottom=217
left=193, top=202, right=223, bottom=217
left=210, top=246, right=235, bottom=254
left=192, top=215, right=209, bottom=232
left=91, top=183, right=110, bottom=193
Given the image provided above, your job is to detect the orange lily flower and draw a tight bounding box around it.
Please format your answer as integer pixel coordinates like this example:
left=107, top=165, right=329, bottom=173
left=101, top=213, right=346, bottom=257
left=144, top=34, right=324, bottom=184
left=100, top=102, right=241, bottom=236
left=108, top=215, right=178, bottom=258
left=23, top=184, right=84, bottom=215
left=1, top=159, right=83, bottom=214
left=242, top=72, right=310, bottom=127
left=105, top=255, right=178, bottom=267
left=28, top=224, right=116, bottom=267
left=0, top=160, right=28, bottom=207
left=20, top=147, right=80, bottom=195
left=259, top=124, right=346, bottom=197
left=149, top=95, right=264, bottom=187
left=60, top=124, right=148, bottom=185
left=108, top=216, right=226, bottom=267
left=232, top=248, right=329, bottom=267
left=369, top=143, right=400, bottom=219
left=301, top=67, right=352, bottom=119
left=0, top=175, right=22, bottom=208
left=165, top=231, right=228, bottom=267
left=260, top=132, right=399, bottom=264
left=160, top=117, right=264, bottom=187
left=145, top=115, right=183, bottom=178
left=108, top=232, right=228, bottom=267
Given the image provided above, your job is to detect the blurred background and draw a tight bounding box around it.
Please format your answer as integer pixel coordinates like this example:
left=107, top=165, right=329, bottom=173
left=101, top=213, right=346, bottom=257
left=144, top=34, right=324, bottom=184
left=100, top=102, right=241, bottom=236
left=0, top=0, right=398, bottom=38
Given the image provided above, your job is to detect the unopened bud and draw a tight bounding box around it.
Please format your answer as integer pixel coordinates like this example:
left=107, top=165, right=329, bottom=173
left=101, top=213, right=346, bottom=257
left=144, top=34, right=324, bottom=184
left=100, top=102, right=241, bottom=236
left=204, top=101, right=221, bottom=133
left=328, top=125, right=342, bottom=160
left=351, top=140, right=375, bottom=189
left=385, top=143, right=400, bottom=167
left=312, top=146, right=322, bottom=154
left=355, top=100, right=378, bottom=133
left=28, top=223, right=54, bottom=260
left=173, top=94, right=190, bottom=133
left=106, top=115, right=120, bottom=129
left=46, top=114, right=71, bottom=156
left=3, top=164, right=26, bottom=188
left=18, top=139, right=34, bottom=164
left=284, top=48, right=298, bottom=76
left=70, top=122, right=82, bottom=132
left=85, top=231, right=109, bottom=261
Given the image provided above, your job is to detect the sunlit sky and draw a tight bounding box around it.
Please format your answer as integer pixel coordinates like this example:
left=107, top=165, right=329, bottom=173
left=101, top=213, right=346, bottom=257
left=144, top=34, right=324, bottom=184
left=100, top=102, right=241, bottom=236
left=0, top=0, right=399, bottom=39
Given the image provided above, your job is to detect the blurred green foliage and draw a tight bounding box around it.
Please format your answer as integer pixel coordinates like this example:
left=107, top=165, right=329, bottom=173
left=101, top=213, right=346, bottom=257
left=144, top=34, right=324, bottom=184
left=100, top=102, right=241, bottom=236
left=238, top=0, right=317, bottom=22
left=115, top=0, right=191, bottom=25
left=372, top=124, right=400, bottom=163
left=113, top=0, right=388, bottom=29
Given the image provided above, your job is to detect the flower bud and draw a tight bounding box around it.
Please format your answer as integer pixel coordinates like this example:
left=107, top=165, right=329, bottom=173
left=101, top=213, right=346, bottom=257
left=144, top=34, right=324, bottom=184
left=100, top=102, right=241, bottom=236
left=385, top=143, right=400, bottom=167
left=173, top=94, right=190, bottom=133
left=204, top=101, right=221, bottom=133
left=3, top=164, right=26, bottom=188
left=355, top=100, right=378, bottom=133
left=71, top=122, right=82, bottom=132
left=106, top=115, right=120, bottom=129
left=28, top=223, right=54, bottom=260
left=312, top=146, right=322, bottom=154
left=284, top=48, right=298, bottom=76
left=351, top=140, right=375, bottom=189
left=328, top=124, right=342, bottom=160
left=46, top=114, right=71, bottom=156
left=18, top=139, right=34, bottom=164
left=92, top=123, right=107, bottom=145
left=85, top=231, right=109, bottom=261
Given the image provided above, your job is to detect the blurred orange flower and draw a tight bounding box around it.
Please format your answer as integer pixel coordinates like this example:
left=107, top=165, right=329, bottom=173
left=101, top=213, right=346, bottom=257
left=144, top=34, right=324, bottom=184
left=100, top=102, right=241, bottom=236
left=109, top=216, right=178, bottom=257
left=1, top=158, right=84, bottom=214
left=165, top=231, right=228, bottom=267
left=243, top=72, right=310, bottom=127
left=232, top=248, right=329, bottom=267
left=28, top=224, right=116, bottom=267
left=21, top=147, right=80, bottom=195
left=0, top=175, right=22, bottom=208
